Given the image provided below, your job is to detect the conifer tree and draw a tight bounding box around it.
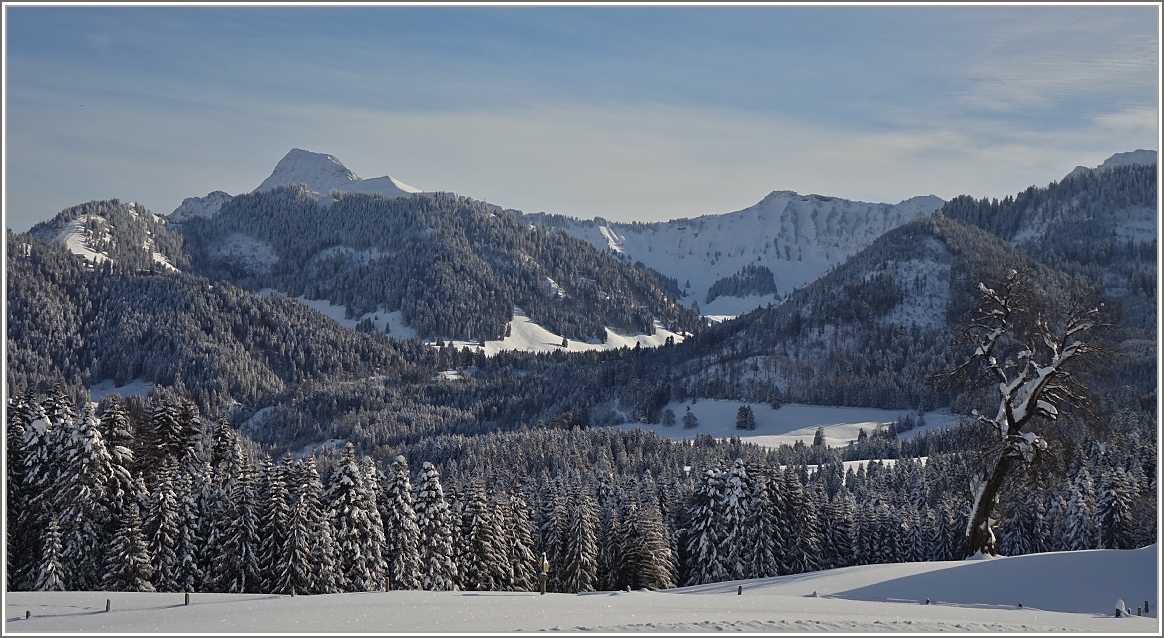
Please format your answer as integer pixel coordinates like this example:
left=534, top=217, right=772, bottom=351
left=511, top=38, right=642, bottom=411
left=327, top=445, right=387, bottom=592
left=260, top=455, right=292, bottom=593
left=684, top=465, right=729, bottom=585
left=459, top=483, right=503, bottom=591
left=1064, top=467, right=1097, bottom=551
left=296, top=456, right=339, bottom=594
left=33, top=516, right=66, bottom=592
left=144, top=460, right=182, bottom=591
left=1098, top=465, right=1136, bottom=550
left=621, top=491, right=676, bottom=590
left=57, top=403, right=116, bottom=589
left=560, top=482, right=599, bottom=593
left=103, top=504, right=156, bottom=592
left=504, top=488, right=538, bottom=592
left=414, top=461, right=459, bottom=591
left=6, top=392, right=35, bottom=590
left=381, top=455, right=422, bottom=591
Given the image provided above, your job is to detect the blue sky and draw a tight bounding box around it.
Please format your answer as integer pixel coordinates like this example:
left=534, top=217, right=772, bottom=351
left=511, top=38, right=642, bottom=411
left=3, top=4, right=1159, bottom=231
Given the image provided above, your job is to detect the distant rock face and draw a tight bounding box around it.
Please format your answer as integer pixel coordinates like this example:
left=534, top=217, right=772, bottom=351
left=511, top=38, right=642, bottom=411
left=1065, top=149, right=1157, bottom=180
left=253, top=148, right=421, bottom=204
left=170, top=190, right=233, bottom=220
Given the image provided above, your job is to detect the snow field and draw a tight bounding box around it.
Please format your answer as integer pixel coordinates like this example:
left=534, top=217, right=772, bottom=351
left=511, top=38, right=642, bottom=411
left=6, top=546, right=1156, bottom=633
left=616, top=399, right=962, bottom=450
left=88, top=379, right=156, bottom=404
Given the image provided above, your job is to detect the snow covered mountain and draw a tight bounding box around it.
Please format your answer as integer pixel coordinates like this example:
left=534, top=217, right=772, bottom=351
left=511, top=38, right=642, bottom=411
left=1064, top=149, right=1157, bottom=180
left=168, top=149, right=422, bottom=219
left=170, top=190, right=234, bottom=221
left=529, top=191, right=945, bottom=318
left=254, top=148, right=422, bottom=204
left=27, top=199, right=183, bottom=272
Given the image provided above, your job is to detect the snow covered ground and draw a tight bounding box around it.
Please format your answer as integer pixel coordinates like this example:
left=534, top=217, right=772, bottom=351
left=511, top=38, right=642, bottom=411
left=260, top=290, right=684, bottom=357
left=5, top=546, right=1157, bottom=633
left=616, top=399, right=962, bottom=450
left=439, top=308, right=686, bottom=357
left=88, top=379, right=155, bottom=404
left=259, top=289, right=417, bottom=340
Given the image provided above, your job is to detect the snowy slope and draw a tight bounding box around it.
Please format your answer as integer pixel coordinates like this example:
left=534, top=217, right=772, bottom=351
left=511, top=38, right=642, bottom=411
left=438, top=307, right=686, bottom=357
left=31, top=202, right=179, bottom=271
left=6, top=546, right=1157, bottom=633
left=548, top=190, right=944, bottom=318
left=260, top=289, right=684, bottom=356
left=49, top=215, right=112, bottom=265
left=254, top=148, right=421, bottom=205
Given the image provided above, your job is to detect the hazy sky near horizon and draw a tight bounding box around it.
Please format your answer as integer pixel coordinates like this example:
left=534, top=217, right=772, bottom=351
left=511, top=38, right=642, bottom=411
left=3, top=4, right=1159, bottom=232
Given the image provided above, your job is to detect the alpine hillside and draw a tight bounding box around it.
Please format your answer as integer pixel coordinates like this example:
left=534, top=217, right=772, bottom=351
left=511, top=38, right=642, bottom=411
left=524, top=191, right=945, bottom=319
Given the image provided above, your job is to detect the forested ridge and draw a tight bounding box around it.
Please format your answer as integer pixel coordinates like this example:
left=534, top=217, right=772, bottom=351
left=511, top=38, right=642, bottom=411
left=178, top=187, right=700, bottom=342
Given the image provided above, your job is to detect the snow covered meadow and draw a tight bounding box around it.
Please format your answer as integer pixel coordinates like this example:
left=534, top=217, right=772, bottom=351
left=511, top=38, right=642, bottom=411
left=5, top=545, right=1157, bottom=633
left=617, top=399, right=961, bottom=450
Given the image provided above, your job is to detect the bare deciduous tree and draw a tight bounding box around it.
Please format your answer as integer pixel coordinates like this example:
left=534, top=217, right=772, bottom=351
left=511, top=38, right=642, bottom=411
left=945, top=267, right=1106, bottom=558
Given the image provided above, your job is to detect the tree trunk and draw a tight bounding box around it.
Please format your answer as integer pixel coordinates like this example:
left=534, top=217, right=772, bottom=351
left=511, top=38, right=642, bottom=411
left=965, top=453, right=1017, bottom=558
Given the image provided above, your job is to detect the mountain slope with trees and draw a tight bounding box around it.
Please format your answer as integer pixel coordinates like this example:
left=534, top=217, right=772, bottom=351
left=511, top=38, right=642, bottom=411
left=176, top=187, right=700, bottom=343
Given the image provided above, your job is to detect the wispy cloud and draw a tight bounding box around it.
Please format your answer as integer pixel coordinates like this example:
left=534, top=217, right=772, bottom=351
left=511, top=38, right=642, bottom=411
left=4, top=5, right=1158, bottom=232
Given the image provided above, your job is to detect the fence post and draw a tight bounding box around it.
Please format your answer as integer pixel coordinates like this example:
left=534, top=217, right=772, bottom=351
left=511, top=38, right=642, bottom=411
left=106, top=599, right=111, bottom=612
left=737, top=585, right=742, bottom=595
left=184, top=592, right=190, bottom=606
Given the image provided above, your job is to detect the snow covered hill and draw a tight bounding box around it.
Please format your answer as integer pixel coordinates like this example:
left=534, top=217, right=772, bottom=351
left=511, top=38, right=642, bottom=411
left=534, top=190, right=944, bottom=319
left=28, top=200, right=182, bottom=271
left=168, top=149, right=422, bottom=219
left=254, top=147, right=421, bottom=204
left=7, top=546, right=1156, bottom=633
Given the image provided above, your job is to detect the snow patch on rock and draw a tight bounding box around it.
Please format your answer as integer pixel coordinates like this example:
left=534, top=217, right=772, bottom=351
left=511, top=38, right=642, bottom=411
left=170, top=190, right=233, bottom=220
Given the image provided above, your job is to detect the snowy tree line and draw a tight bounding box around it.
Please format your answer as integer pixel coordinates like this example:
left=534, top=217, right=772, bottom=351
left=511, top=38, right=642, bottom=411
left=7, top=388, right=1154, bottom=594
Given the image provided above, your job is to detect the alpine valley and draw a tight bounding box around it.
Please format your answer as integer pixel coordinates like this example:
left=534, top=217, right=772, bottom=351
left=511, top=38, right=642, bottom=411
left=5, top=149, right=1157, bottom=600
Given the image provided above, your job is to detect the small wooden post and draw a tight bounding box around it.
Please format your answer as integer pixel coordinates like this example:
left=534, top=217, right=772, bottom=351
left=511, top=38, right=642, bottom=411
left=184, top=592, right=190, bottom=606
left=105, top=599, right=111, bottom=612
left=1137, top=607, right=1142, bottom=616
left=25, top=611, right=30, bottom=619
left=1146, top=600, right=1150, bottom=614
left=737, top=585, right=742, bottom=595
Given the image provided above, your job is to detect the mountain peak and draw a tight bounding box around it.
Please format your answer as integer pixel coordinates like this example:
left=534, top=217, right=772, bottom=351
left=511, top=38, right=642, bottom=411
left=1065, top=149, right=1157, bottom=180
left=254, top=148, right=421, bottom=202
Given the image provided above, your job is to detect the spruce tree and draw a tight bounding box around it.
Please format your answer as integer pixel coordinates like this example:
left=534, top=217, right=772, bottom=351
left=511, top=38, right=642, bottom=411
left=103, top=504, right=156, bottom=592
left=381, top=455, right=422, bottom=591
left=33, top=516, right=66, bottom=592
left=260, top=455, right=292, bottom=593
left=144, top=460, right=182, bottom=591
left=683, top=465, right=729, bottom=585
left=414, top=461, right=459, bottom=591
left=296, top=456, right=339, bottom=594
left=327, top=444, right=387, bottom=592
left=560, top=482, right=599, bottom=593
